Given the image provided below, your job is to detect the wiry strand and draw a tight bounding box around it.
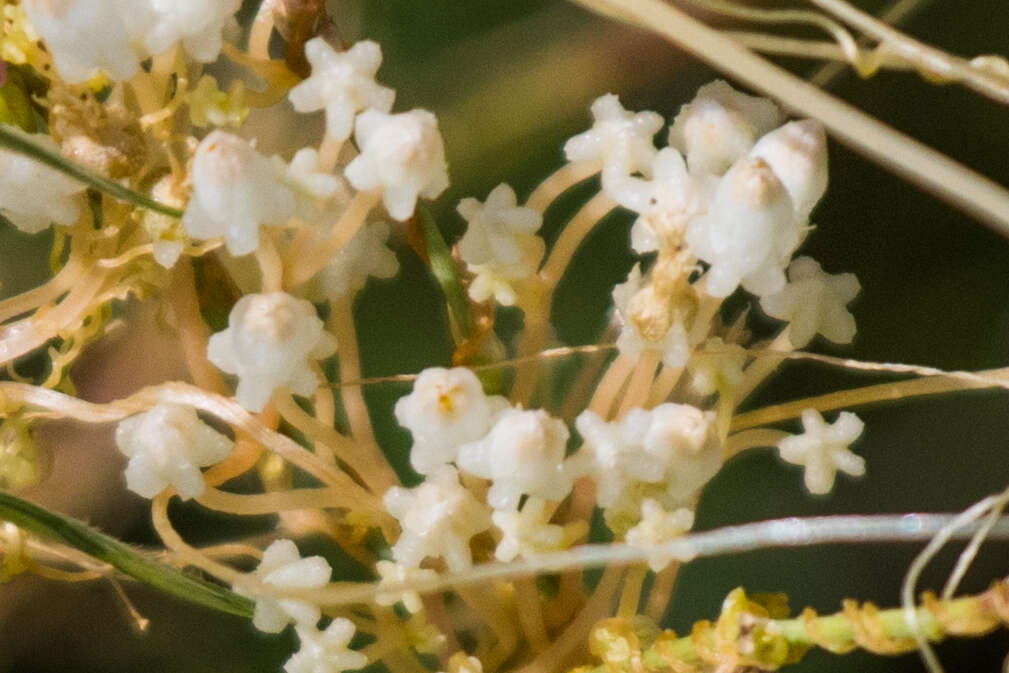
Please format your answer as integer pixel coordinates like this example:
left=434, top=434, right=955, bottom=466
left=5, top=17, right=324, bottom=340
left=306, top=513, right=1009, bottom=607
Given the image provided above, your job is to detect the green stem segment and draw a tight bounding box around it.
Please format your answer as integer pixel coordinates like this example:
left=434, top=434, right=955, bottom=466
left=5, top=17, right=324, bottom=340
left=0, top=491, right=253, bottom=618
left=417, top=205, right=471, bottom=343
left=583, top=586, right=1008, bottom=672
left=0, top=124, right=185, bottom=218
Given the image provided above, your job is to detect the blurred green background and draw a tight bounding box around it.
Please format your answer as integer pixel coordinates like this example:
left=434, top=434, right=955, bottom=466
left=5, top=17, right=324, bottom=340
left=2, top=0, right=1009, bottom=671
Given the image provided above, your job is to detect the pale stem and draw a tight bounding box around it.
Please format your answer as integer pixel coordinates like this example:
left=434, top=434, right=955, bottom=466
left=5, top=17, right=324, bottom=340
left=514, top=577, right=551, bottom=653
left=511, top=193, right=617, bottom=404
left=511, top=566, right=624, bottom=673
left=0, top=255, right=84, bottom=324
left=728, top=32, right=910, bottom=70
left=616, top=350, right=660, bottom=417
left=525, top=161, right=600, bottom=213
left=730, top=366, right=1009, bottom=432
left=588, top=354, right=635, bottom=417
left=196, top=485, right=357, bottom=514
left=617, top=564, right=648, bottom=618
left=810, top=0, right=937, bottom=87
left=643, top=561, right=681, bottom=622
left=806, top=0, right=1009, bottom=102
left=150, top=492, right=245, bottom=584
left=273, top=389, right=395, bottom=493
left=284, top=190, right=380, bottom=289
left=248, top=0, right=279, bottom=60
left=456, top=584, right=520, bottom=672
left=568, top=0, right=1009, bottom=234
left=166, top=259, right=229, bottom=394
left=328, top=300, right=401, bottom=492
left=318, top=135, right=345, bottom=173
left=724, top=428, right=791, bottom=459
left=735, top=330, right=793, bottom=402
left=202, top=437, right=264, bottom=487
left=645, top=364, right=683, bottom=408
left=558, top=341, right=614, bottom=421
left=255, top=228, right=284, bottom=293
left=0, top=267, right=107, bottom=366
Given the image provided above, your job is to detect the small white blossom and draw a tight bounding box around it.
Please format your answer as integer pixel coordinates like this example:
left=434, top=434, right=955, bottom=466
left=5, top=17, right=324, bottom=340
left=575, top=403, right=720, bottom=512
left=778, top=409, right=866, bottom=495
left=183, top=131, right=295, bottom=256
left=289, top=38, right=395, bottom=142
left=466, top=233, right=545, bottom=307
left=306, top=220, right=399, bottom=302
left=457, top=184, right=542, bottom=267
left=612, top=264, right=690, bottom=367
left=141, top=0, right=239, bottom=64
left=383, top=466, right=491, bottom=572
left=345, top=109, right=449, bottom=221
left=668, top=80, right=783, bottom=176
left=284, top=148, right=343, bottom=201
left=625, top=499, right=695, bottom=571
left=685, top=156, right=800, bottom=298
left=0, top=125, right=86, bottom=233
left=237, top=539, right=332, bottom=634
left=564, top=94, right=662, bottom=180
left=605, top=148, right=710, bottom=254
left=688, top=337, right=747, bottom=396
left=286, top=619, right=368, bottom=673
left=492, top=498, right=587, bottom=562
left=115, top=403, right=233, bottom=500
left=23, top=0, right=142, bottom=83
left=749, top=119, right=829, bottom=222
left=394, top=367, right=508, bottom=475
left=23, top=0, right=238, bottom=83
left=760, top=257, right=860, bottom=348
left=457, top=408, right=574, bottom=510
left=375, top=560, right=437, bottom=614
left=207, top=292, right=337, bottom=412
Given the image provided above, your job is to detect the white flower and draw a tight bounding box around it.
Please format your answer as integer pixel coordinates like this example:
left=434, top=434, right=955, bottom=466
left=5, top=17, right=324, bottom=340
left=183, top=131, right=295, bottom=256
left=575, top=403, right=720, bottom=511
left=612, top=264, right=690, bottom=368
left=141, top=0, right=239, bottom=63
left=466, top=234, right=545, bottom=307
left=778, top=409, right=866, bottom=495
left=114, top=403, right=233, bottom=500
left=23, top=0, right=143, bottom=83
left=375, top=560, right=437, bottom=614
left=491, top=498, right=587, bottom=562
left=383, top=466, right=491, bottom=572
left=760, top=257, right=860, bottom=348
left=605, top=148, right=710, bottom=254
left=207, top=292, right=337, bottom=412
left=23, top=0, right=238, bottom=84
left=237, top=539, right=332, bottom=633
left=688, top=337, right=747, bottom=396
left=564, top=94, right=662, bottom=180
left=685, top=156, right=800, bottom=298
left=285, top=619, right=368, bottom=673
left=345, top=109, right=449, bottom=221
left=749, top=119, right=829, bottom=222
left=394, top=367, right=509, bottom=475
left=457, top=184, right=542, bottom=267
left=289, top=39, right=395, bottom=142
left=306, top=220, right=399, bottom=302
left=625, top=499, right=695, bottom=571
left=668, top=80, right=783, bottom=176
left=285, top=148, right=343, bottom=201
left=0, top=125, right=86, bottom=233
left=457, top=408, right=574, bottom=510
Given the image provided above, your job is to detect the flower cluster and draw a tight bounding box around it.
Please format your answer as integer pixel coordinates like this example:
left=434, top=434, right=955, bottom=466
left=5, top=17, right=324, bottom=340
left=0, top=3, right=893, bottom=673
